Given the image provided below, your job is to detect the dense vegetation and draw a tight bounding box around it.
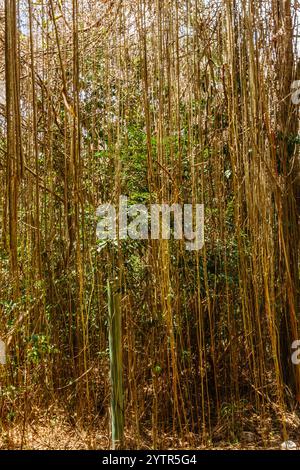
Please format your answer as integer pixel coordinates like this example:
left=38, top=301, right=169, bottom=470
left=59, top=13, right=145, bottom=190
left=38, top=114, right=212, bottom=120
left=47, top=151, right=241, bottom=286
left=0, top=0, right=299, bottom=449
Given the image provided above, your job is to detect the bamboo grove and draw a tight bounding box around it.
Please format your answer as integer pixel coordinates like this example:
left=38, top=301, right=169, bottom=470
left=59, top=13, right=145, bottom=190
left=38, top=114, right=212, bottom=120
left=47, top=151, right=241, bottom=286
left=0, top=0, right=299, bottom=449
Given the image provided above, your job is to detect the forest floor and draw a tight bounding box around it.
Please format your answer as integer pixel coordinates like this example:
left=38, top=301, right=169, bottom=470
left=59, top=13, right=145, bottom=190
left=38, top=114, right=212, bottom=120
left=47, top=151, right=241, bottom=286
left=0, top=410, right=293, bottom=450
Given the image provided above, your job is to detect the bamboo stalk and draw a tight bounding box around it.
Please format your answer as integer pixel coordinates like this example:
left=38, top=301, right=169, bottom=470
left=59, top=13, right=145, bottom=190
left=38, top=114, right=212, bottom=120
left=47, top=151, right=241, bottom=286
left=107, top=277, right=124, bottom=449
